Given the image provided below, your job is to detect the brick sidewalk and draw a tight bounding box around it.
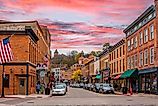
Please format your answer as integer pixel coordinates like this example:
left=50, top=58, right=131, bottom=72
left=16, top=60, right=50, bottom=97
left=1, top=94, right=50, bottom=99
left=115, top=91, right=158, bottom=98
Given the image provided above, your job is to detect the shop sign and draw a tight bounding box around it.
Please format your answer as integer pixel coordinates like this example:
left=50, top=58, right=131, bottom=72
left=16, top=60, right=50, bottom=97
left=40, top=71, right=45, bottom=78
left=0, top=24, right=25, bottom=31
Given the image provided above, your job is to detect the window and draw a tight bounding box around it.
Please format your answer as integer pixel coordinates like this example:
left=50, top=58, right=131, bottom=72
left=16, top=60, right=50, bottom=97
left=144, top=49, right=148, bottom=65
left=134, top=54, right=138, bottom=67
left=139, top=32, right=143, bottom=45
left=117, top=61, right=118, bottom=72
left=123, top=59, right=125, bottom=71
left=4, top=74, right=9, bottom=88
left=139, top=52, right=143, bottom=67
left=120, top=60, right=121, bottom=72
left=127, top=57, right=131, bottom=69
left=117, top=49, right=118, bottom=58
left=123, top=45, right=125, bottom=55
left=128, top=40, right=131, bottom=51
left=144, top=28, right=148, bottom=43
left=114, top=62, right=116, bottom=73
left=150, top=24, right=154, bottom=40
left=134, top=36, right=137, bottom=48
left=150, top=47, right=154, bottom=64
left=114, top=51, right=116, bottom=59
left=131, top=38, right=134, bottom=50
left=131, top=56, right=134, bottom=68
left=120, top=47, right=122, bottom=57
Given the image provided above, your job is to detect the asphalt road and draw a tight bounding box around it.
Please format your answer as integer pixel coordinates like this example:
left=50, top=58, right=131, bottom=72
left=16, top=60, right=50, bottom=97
left=15, top=87, right=158, bottom=106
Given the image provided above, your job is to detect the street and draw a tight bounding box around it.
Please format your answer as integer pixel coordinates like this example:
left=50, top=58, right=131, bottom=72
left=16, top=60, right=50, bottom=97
left=0, top=87, right=156, bottom=106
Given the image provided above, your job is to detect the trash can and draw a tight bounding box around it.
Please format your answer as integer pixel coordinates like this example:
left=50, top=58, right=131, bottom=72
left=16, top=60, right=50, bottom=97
left=45, top=88, right=50, bottom=95
left=122, top=87, right=128, bottom=94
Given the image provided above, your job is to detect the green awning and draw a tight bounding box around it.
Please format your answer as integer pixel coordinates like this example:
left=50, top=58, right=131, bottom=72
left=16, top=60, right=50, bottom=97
left=96, top=75, right=101, bottom=79
left=120, top=69, right=138, bottom=79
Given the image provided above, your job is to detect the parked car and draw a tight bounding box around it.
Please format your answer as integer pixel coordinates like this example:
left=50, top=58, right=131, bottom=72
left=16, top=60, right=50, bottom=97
left=52, top=84, right=66, bottom=95
left=93, top=83, right=102, bottom=93
left=87, top=83, right=92, bottom=90
left=79, top=83, right=84, bottom=88
left=89, top=84, right=95, bottom=91
left=99, top=84, right=114, bottom=94
left=83, top=84, right=88, bottom=89
left=59, top=83, right=68, bottom=92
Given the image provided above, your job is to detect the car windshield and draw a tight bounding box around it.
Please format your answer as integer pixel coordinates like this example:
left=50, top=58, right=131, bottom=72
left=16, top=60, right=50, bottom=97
left=54, top=85, right=64, bottom=89
left=103, top=84, right=112, bottom=87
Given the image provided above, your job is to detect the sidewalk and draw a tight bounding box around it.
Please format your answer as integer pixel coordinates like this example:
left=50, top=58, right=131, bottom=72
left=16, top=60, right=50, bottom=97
left=0, top=94, right=50, bottom=99
left=115, top=91, right=158, bottom=98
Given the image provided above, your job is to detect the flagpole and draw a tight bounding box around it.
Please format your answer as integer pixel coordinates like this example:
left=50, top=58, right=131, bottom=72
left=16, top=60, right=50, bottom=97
left=1, top=64, right=5, bottom=97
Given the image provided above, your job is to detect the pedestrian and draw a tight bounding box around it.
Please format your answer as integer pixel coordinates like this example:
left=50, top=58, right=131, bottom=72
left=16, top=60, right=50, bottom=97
left=36, top=81, right=41, bottom=94
left=40, top=82, right=45, bottom=94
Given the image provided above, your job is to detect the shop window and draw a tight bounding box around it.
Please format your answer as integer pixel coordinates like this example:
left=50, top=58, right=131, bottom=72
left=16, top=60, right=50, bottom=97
left=4, top=74, right=9, bottom=88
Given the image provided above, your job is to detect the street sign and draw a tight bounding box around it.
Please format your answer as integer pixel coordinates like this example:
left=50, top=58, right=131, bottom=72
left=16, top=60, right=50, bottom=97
left=40, top=71, right=45, bottom=77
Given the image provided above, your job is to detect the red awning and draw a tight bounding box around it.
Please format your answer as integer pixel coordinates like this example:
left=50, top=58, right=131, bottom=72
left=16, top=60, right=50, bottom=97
left=113, top=74, right=121, bottom=80
left=104, top=77, right=108, bottom=81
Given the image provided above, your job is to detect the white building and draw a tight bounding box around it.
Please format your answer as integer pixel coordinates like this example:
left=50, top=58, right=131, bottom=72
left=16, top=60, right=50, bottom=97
left=94, top=57, right=100, bottom=75
left=51, top=68, right=61, bottom=82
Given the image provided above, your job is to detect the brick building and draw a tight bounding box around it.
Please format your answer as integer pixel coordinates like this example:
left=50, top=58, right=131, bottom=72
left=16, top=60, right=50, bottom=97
left=99, top=43, right=111, bottom=83
left=109, top=39, right=126, bottom=91
left=0, top=21, right=51, bottom=95
left=123, top=1, right=158, bottom=94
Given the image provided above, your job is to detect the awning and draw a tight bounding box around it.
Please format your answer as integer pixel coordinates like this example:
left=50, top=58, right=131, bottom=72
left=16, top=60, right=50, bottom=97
left=139, top=67, right=157, bottom=75
left=104, top=77, right=108, bottom=81
left=120, top=69, right=138, bottom=79
left=96, top=75, right=101, bottom=79
left=113, top=74, right=121, bottom=80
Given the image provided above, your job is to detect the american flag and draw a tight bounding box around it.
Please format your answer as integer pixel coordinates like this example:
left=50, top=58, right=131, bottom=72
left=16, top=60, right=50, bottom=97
left=0, top=37, right=13, bottom=64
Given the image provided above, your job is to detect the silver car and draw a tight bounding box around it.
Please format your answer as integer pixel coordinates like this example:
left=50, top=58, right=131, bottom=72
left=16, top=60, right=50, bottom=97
left=52, top=84, right=66, bottom=95
left=99, top=84, right=114, bottom=94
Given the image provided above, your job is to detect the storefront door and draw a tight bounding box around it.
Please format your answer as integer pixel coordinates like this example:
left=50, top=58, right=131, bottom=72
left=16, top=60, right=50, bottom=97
left=19, top=78, right=26, bottom=95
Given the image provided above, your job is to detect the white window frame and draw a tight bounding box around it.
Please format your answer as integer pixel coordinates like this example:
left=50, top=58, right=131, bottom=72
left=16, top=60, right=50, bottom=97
left=150, top=24, right=154, bottom=40
left=139, top=52, right=143, bottom=67
left=127, top=40, right=130, bottom=51
left=134, top=37, right=137, bottom=48
left=144, top=28, right=148, bottom=43
left=131, top=38, right=134, bottom=50
left=150, top=47, right=154, bottom=64
left=144, top=49, right=148, bottom=65
left=139, top=32, right=143, bottom=45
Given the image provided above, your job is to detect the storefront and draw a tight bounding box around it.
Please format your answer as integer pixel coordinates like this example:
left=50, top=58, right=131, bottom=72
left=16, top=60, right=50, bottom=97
left=95, top=74, right=101, bottom=83
left=120, top=69, right=138, bottom=93
left=138, top=67, right=158, bottom=94
left=112, top=74, right=123, bottom=91
left=102, top=68, right=110, bottom=83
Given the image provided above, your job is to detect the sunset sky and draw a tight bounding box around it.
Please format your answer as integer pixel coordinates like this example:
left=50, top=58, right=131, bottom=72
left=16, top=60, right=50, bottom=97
left=0, top=0, right=153, bottom=55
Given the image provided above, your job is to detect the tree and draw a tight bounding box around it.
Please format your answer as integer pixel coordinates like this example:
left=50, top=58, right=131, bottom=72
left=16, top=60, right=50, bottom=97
left=71, top=69, right=82, bottom=82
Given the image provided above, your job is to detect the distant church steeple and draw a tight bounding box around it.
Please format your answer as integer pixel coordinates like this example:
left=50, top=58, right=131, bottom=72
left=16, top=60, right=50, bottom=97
left=54, top=49, right=59, bottom=57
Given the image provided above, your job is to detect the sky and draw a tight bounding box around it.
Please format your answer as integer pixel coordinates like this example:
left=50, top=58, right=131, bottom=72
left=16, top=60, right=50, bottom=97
left=0, top=0, right=153, bottom=55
